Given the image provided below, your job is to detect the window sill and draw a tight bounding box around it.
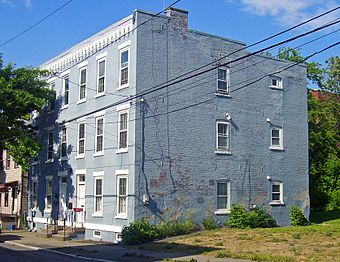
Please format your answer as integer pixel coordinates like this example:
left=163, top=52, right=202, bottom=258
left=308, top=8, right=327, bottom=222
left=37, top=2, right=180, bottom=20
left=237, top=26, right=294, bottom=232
left=94, top=93, right=105, bottom=99
left=44, top=209, right=52, bottom=213
left=115, top=214, right=127, bottom=220
left=77, top=99, right=86, bottom=105
left=32, top=161, right=39, bottom=166
left=45, top=159, right=54, bottom=164
left=215, top=150, right=232, bottom=155
left=93, top=152, right=104, bottom=157
left=269, top=146, right=284, bottom=151
left=269, top=86, right=283, bottom=90
left=61, top=105, right=69, bottom=110
left=215, top=210, right=230, bottom=215
left=215, top=92, right=231, bottom=98
left=117, top=84, right=129, bottom=90
left=75, top=155, right=85, bottom=160
left=92, top=213, right=103, bottom=218
left=59, top=157, right=69, bottom=162
left=116, top=148, right=128, bottom=154
left=270, top=202, right=285, bottom=206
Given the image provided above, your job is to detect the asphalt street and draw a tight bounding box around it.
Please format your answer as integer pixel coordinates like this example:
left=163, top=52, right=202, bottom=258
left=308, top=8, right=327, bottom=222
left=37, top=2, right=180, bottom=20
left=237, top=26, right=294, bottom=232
left=0, top=242, right=91, bottom=262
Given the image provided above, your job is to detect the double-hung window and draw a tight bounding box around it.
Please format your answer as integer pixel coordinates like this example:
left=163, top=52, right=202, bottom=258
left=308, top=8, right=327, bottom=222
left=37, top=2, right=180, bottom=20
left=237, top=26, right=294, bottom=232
left=216, top=180, right=230, bottom=213
left=270, top=127, right=283, bottom=150
left=60, top=127, right=67, bottom=158
left=79, top=67, right=87, bottom=101
left=94, top=177, right=103, bottom=215
left=46, top=178, right=53, bottom=210
left=77, top=122, right=85, bottom=157
left=216, top=121, right=230, bottom=153
left=95, top=117, right=104, bottom=154
left=271, top=181, right=283, bottom=205
left=48, top=81, right=56, bottom=112
left=119, top=48, right=129, bottom=88
left=97, top=59, right=106, bottom=94
left=117, top=176, right=127, bottom=217
left=118, top=111, right=128, bottom=150
left=47, top=131, right=54, bottom=161
left=63, top=76, right=69, bottom=107
left=217, top=68, right=229, bottom=94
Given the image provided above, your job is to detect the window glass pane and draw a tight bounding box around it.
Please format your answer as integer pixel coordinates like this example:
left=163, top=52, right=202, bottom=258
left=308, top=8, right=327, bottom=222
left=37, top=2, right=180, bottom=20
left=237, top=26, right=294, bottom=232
left=218, top=123, right=227, bottom=135
left=217, top=182, right=228, bottom=195
left=217, top=197, right=227, bottom=209
left=121, top=50, right=128, bottom=68
left=272, top=193, right=280, bottom=201
left=79, top=124, right=85, bottom=139
left=96, top=136, right=103, bottom=152
left=95, top=196, right=102, bottom=212
left=99, top=60, right=105, bottom=76
left=272, top=184, right=280, bottom=193
left=119, top=132, right=127, bottom=149
left=272, top=129, right=280, bottom=138
left=80, top=69, right=86, bottom=84
left=218, top=80, right=227, bottom=91
left=96, top=179, right=102, bottom=195
left=218, top=69, right=226, bottom=80
left=119, top=178, right=127, bottom=195
left=121, top=68, right=128, bottom=85
left=97, top=119, right=103, bottom=135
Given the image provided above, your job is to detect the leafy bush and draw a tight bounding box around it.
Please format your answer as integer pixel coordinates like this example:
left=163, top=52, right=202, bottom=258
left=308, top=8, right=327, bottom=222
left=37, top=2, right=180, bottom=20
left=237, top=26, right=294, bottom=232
left=122, top=219, right=196, bottom=245
left=327, top=190, right=340, bottom=211
left=226, top=204, right=276, bottom=229
left=157, top=220, right=196, bottom=239
left=202, top=216, right=219, bottom=230
left=290, top=206, right=309, bottom=226
left=121, top=219, right=158, bottom=245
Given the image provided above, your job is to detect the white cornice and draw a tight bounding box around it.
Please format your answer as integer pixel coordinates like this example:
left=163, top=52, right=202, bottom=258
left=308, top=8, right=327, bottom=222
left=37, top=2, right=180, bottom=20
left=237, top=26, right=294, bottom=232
left=41, top=16, right=133, bottom=74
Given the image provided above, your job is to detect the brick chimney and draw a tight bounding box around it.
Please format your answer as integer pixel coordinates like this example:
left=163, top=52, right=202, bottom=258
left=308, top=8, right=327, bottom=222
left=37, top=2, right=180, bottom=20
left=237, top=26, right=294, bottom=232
left=165, top=7, right=188, bottom=32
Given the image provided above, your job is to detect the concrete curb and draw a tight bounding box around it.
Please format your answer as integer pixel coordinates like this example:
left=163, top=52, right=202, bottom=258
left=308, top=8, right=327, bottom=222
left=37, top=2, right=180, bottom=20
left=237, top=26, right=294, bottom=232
left=4, top=240, right=116, bottom=262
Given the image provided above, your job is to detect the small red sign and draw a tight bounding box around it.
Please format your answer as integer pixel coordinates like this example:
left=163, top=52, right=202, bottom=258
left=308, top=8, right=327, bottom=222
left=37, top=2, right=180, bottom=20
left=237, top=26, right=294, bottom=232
left=73, top=208, right=83, bottom=212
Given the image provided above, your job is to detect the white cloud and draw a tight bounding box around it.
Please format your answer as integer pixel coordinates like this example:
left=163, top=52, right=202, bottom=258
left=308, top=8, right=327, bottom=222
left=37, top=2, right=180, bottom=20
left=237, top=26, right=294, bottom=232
left=239, top=0, right=340, bottom=30
left=24, top=0, right=32, bottom=8
left=1, top=0, right=15, bottom=7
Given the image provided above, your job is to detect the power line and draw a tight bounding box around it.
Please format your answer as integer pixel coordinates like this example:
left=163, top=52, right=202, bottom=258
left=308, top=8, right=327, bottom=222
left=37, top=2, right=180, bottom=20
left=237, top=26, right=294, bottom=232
left=56, top=18, right=340, bottom=126
left=0, top=0, right=74, bottom=48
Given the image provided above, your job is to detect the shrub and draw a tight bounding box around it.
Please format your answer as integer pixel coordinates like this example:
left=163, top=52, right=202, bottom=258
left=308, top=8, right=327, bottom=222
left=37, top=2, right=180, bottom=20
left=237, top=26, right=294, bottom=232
left=122, top=219, right=196, bottom=245
left=290, top=206, right=309, bottom=226
left=226, top=204, right=250, bottom=229
left=202, top=216, right=219, bottom=230
left=121, top=219, right=158, bottom=245
left=327, top=190, right=340, bottom=211
left=226, top=204, right=276, bottom=228
left=157, top=220, right=196, bottom=238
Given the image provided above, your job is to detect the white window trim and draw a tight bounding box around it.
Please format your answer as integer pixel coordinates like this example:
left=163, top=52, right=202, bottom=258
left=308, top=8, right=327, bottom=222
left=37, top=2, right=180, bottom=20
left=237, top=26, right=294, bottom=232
left=215, top=121, right=231, bottom=154
left=31, top=177, right=38, bottom=210
left=216, top=67, right=230, bottom=95
left=115, top=175, right=128, bottom=219
left=116, top=110, right=129, bottom=154
left=215, top=180, right=231, bottom=215
left=94, top=116, right=105, bottom=156
left=269, top=76, right=283, bottom=89
left=78, top=61, right=88, bottom=69
left=93, top=175, right=103, bottom=217
left=118, top=46, right=130, bottom=90
left=77, top=121, right=86, bottom=158
left=78, top=66, right=87, bottom=103
left=61, top=75, right=70, bottom=109
left=96, top=58, right=106, bottom=96
left=270, top=181, right=284, bottom=205
left=269, top=127, right=284, bottom=150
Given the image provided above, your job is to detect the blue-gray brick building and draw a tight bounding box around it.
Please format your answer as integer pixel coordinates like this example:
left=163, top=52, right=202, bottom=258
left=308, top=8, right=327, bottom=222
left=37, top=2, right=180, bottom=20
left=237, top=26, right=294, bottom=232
left=28, top=8, right=309, bottom=242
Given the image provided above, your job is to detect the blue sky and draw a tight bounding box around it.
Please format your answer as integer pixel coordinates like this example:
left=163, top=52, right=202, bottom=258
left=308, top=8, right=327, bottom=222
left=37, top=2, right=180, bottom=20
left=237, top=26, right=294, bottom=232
left=0, top=0, right=339, bottom=68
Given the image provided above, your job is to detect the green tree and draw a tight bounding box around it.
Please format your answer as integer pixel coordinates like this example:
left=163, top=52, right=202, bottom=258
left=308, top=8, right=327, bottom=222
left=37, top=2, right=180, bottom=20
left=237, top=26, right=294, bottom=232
left=0, top=56, right=54, bottom=171
left=278, top=48, right=339, bottom=210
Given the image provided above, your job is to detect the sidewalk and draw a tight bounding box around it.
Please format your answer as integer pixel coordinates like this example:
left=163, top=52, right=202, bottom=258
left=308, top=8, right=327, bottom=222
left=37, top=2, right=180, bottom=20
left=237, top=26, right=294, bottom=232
left=0, top=230, right=249, bottom=262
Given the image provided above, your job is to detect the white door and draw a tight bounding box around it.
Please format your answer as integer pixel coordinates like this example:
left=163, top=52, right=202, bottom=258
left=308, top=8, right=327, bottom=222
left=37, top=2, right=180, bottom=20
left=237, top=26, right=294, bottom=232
left=59, top=176, right=67, bottom=220
left=76, top=174, right=85, bottom=224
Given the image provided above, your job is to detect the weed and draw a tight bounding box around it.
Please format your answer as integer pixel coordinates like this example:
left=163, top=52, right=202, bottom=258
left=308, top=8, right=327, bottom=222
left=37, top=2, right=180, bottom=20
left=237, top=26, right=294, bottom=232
left=292, top=232, right=301, bottom=239
left=215, top=241, right=223, bottom=246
